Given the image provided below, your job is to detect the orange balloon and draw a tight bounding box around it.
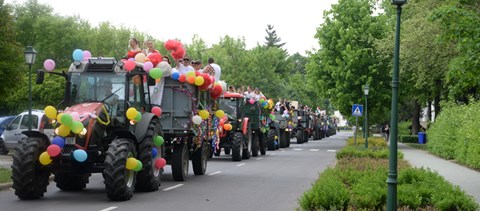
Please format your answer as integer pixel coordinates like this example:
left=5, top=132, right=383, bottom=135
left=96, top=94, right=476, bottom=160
left=187, top=76, right=196, bottom=84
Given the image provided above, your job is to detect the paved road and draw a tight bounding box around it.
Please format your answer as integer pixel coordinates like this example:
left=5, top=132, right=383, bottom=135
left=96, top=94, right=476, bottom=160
left=0, top=132, right=349, bottom=211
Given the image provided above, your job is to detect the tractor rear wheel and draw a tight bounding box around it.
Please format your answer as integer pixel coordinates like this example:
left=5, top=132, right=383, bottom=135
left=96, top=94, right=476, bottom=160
left=192, top=141, right=208, bottom=175
left=242, top=128, right=252, bottom=160
left=231, top=132, right=243, bottom=161
left=103, top=138, right=136, bottom=201
left=267, top=130, right=276, bottom=150
left=259, top=133, right=267, bottom=155
left=279, top=130, right=287, bottom=148
left=285, top=131, right=291, bottom=147
left=296, top=130, right=304, bottom=144
left=251, top=132, right=259, bottom=157
left=12, top=137, right=50, bottom=199
left=224, top=147, right=231, bottom=155
left=135, top=120, right=163, bottom=192
left=55, top=173, right=90, bottom=191
left=172, top=143, right=189, bottom=181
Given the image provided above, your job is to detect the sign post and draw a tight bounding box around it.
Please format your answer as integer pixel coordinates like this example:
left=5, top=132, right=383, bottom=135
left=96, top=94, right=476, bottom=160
left=352, top=104, right=363, bottom=145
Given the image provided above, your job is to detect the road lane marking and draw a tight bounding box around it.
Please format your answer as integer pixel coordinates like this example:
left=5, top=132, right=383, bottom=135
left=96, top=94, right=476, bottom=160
left=209, top=171, right=222, bottom=175
left=293, top=148, right=303, bottom=151
left=327, top=149, right=337, bottom=152
left=163, top=184, right=184, bottom=191
left=310, top=149, right=320, bottom=152
left=279, top=150, right=285, bottom=152
left=236, top=163, right=246, bottom=167
left=99, top=206, right=118, bottom=211
left=256, top=157, right=263, bottom=160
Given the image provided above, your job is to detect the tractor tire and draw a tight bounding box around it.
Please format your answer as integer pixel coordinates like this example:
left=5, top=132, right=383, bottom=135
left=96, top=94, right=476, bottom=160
left=231, top=132, right=243, bottom=162
left=224, top=147, right=231, bottom=155
left=55, top=173, right=90, bottom=191
left=192, top=142, right=208, bottom=175
left=135, top=120, right=163, bottom=192
left=242, top=128, right=252, bottom=160
left=214, top=147, right=221, bottom=156
left=296, top=130, right=304, bottom=144
left=259, top=133, right=267, bottom=155
left=251, top=132, right=259, bottom=157
left=285, top=131, right=291, bottom=148
left=171, top=143, right=189, bottom=181
left=103, top=138, right=136, bottom=201
left=0, top=138, right=8, bottom=155
left=279, top=130, right=287, bottom=148
left=12, top=137, right=50, bottom=199
left=304, top=130, right=309, bottom=142
left=267, top=130, right=276, bottom=150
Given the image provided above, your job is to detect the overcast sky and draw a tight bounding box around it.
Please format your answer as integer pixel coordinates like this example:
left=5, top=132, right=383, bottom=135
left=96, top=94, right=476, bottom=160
left=6, top=0, right=338, bottom=55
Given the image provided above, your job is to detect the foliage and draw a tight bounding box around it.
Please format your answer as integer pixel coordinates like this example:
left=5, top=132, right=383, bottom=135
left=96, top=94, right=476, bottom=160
left=299, top=168, right=349, bottom=210
left=398, top=121, right=411, bottom=136
left=264, top=24, right=285, bottom=48
left=0, top=167, right=11, bottom=183
left=400, top=135, right=419, bottom=143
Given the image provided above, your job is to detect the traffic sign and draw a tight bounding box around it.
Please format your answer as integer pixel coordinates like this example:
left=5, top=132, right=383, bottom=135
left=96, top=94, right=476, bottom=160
left=352, top=104, right=363, bottom=117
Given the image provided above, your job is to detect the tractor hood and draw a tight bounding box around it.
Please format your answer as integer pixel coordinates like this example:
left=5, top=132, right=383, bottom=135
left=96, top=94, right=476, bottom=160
left=64, top=102, right=104, bottom=122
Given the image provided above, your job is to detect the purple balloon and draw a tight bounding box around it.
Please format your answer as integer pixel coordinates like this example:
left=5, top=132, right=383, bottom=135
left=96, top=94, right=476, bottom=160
left=52, top=136, right=65, bottom=148
left=83, top=50, right=92, bottom=61
left=143, top=61, right=153, bottom=72
left=43, top=59, right=56, bottom=71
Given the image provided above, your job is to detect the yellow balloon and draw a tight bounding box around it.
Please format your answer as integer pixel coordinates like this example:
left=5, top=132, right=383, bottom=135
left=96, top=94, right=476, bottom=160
left=134, top=53, right=146, bottom=63
left=126, top=157, right=138, bottom=170
left=39, top=151, right=52, bottom=165
left=198, top=110, right=209, bottom=120
left=215, top=110, right=225, bottom=118
left=186, top=71, right=196, bottom=77
left=56, top=113, right=64, bottom=123
left=126, top=107, right=138, bottom=120
left=194, top=76, right=205, bottom=86
left=57, top=124, right=70, bottom=137
left=44, top=106, right=57, bottom=119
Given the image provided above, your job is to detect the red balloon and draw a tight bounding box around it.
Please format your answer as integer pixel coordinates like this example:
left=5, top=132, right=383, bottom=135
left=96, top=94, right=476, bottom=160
left=151, top=106, right=162, bottom=117
left=147, top=52, right=162, bottom=67
left=210, top=84, right=223, bottom=99
left=125, top=60, right=136, bottom=71
left=164, top=40, right=182, bottom=51
left=154, top=158, right=167, bottom=169
left=171, top=47, right=185, bottom=60
left=179, top=74, right=187, bottom=82
left=199, top=73, right=212, bottom=90
left=47, top=144, right=61, bottom=157
left=195, top=71, right=201, bottom=76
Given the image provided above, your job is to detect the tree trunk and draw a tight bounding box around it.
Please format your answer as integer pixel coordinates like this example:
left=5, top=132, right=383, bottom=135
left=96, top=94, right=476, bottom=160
left=412, top=99, right=420, bottom=135
left=434, top=80, right=442, bottom=119
left=427, top=100, right=432, bottom=122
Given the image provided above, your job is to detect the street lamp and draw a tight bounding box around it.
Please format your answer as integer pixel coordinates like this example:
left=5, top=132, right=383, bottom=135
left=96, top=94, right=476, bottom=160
left=388, top=0, right=407, bottom=210
left=363, top=85, right=369, bottom=149
left=24, top=46, right=37, bottom=131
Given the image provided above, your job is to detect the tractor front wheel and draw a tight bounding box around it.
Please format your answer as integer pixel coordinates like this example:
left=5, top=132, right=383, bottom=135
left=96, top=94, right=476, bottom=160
left=103, top=138, right=136, bottom=201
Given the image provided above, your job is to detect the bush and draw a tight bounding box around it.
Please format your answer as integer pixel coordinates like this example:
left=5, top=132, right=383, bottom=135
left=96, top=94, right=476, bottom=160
left=299, top=168, right=349, bottom=210
left=398, top=121, right=411, bottom=136
left=400, top=135, right=419, bottom=143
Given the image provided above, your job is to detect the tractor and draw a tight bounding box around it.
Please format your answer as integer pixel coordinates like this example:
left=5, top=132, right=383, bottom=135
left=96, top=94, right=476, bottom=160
left=243, top=100, right=266, bottom=157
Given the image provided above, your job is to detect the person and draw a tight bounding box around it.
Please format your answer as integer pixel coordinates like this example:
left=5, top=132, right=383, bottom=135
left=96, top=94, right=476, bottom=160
left=193, top=60, right=203, bottom=72
left=175, top=56, right=194, bottom=74
left=237, top=86, right=245, bottom=95
left=99, top=80, right=120, bottom=117
left=384, top=124, right=390, bottom=141
left=127, top=37, right=142, bottom=59
left=162, top=56, right=171, bottom=65
left=142, top=39, right=159, bottom=56
left=208, top=57, right=221, bottom=81
left=228, top=85, right=236, bottom=93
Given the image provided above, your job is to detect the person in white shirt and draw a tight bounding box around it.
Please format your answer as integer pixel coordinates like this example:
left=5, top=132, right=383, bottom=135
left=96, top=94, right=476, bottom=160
left=175, top=56, right=194, bottom=74
left=208, top=58, right=221, bottom=81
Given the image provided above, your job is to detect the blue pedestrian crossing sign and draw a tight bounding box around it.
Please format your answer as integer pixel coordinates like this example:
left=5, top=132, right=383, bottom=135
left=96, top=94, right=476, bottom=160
left=352, top=104, right=363, bottom=117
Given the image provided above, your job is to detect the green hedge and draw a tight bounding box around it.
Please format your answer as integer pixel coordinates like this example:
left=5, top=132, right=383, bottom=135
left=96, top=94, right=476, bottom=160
left=400, top=135, right=419, bottom=143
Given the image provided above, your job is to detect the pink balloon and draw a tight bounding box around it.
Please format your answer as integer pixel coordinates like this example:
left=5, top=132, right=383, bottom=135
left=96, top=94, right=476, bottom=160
left=151, top=106, right=162, bottom=117
left=125, top=60, right=136, bottom=71
left=143, top=61, right=153, bottom=72
left=43, top=59, right=55, bottom=71
left=71, top=112, right=80, bottom=121
left=284, top=110, right=288, bottom=114
left=249, top=99, right=255, bottom=105
left=154, top=158, right=166, bottom=169
left=47, top=144, right=61, bottom=157
left=83, top=50, right=92, bottom=61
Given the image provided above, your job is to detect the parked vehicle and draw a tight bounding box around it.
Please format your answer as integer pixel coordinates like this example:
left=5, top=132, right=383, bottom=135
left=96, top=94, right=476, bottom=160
left=0, top=115, right=15, bottom=154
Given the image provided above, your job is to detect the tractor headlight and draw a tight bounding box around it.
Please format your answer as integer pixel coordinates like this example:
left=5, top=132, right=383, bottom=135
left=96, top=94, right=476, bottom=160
left=298, top=116, right=302, bottom=120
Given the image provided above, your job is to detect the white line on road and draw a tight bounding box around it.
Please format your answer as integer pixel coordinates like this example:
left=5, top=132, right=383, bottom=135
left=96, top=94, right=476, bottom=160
left=293, top=148, right=303, bottom=151
left=163, top=184, right=184, bottom=191
left=209, top=171, right=222, bottom=175
left=327, top=149, right=337, bottom=152
left=256, top=157, right=263, bottom=160
left=236, top=163, right=246, bottom=167
left=310, top=149, right=320, bottom=152
left=99, top=206, right=118, bottom=211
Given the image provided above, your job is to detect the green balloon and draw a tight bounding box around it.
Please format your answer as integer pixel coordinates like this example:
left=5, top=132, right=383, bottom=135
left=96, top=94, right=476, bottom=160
left=149, top=68, right=163, bottom=79
left=154, top=135, right=164, bottom=146
left=134, top=160, right=143, bottom=171
left=60, top=113, right=73, bottom=127
left=135, top=111, right=142, bottom=122
left=71, top=121, right=84, bottom=134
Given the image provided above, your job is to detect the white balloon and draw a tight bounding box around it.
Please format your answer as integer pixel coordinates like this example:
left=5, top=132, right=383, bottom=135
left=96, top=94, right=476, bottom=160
left=158, top=61, right=172, bottom=77
left=192, top=115, right=202, bottom=125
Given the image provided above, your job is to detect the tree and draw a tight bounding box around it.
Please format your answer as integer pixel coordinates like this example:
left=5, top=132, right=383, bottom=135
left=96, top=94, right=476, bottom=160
left=264, top=24, right=285, bottom=48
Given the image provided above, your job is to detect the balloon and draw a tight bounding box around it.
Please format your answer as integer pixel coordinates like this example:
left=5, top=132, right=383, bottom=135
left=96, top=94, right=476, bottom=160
left=151, top=106, right=162, bottom=117
left=39, top=151, right=52, bottom=165
left=259, top=98, right=265, bottom=103
left=249, top=99, right=255, bottom=105
left=269, top=114, right=276, bottom=121
left=52, top=136, right=65, bottom=148
left=194, top=76, right=205, bottom=86
left=186, top=71, right=196, bottom=78
left=134, top=160, right=143, bottom=171
left=153, top=135, right=164, bottom=146
left=217, top=81, right=227, bottom=93
left=172, top=72, right=180, bottom=80
left=179, top=74, right=187, bottom=82
left=126, top=107, right=138, bottom=120
left=44, top=105, right=57, bottom=119
left=284, top=110, right=288, bottom=114
left=210, top=84, right=223, bottom=99
left=149, top=68, right=163, bottom=79
left=83, top=50, right=92, bottom=61
left=57, top=124, right=70, bottom=137
left=158, top=61, right=172, bottom=73
left=192, top=115, right=202, bottom=125
left=60, top=113, right=73, bottom=127
left=73, top=149, right=88, bottom=162
left=47, top=144, right=61, bottom=157
left=125, top=60, right=136, bottom=71
left=143, top=61, right=154, bottom=71
left=154, top=158, right=167, bottom=169
left=71, top=121, right=84, bottom=134
left=43, top=59, right=56, bottom=71
left=56, top=113, right=64, bottom=123
left=223, top=123, right=232, bottom=131
left=187, top=76, right=195, bottom=84
left=152, top=148, right=158, bottom=157
left=215, top=110, right=225, bottom=118
left=198, top=110, right=209, bottom=120
left=72, top=49, right=84, bottom=61
left=126, top=157, right=138, bottom=170
left=135, top=111, right=142, bottom=122
left=135, top=53, right=146, bottom=63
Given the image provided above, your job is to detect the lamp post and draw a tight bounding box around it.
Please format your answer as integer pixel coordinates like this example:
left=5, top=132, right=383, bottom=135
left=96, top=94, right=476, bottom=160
left=24, top=46, right=37, bottom=131
left=388, top=1, right=406, bottom=210
left=363, top=85, right=369, bottom=149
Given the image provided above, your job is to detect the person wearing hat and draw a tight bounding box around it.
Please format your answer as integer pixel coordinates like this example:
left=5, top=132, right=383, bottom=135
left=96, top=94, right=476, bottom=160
left=175, top=56, right=194, bottom=74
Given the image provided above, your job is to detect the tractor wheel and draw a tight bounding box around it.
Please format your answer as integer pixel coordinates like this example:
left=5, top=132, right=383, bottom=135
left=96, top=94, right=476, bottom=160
left=55, top=173, right=90, bottom=191
left=224, top=147, right=231, bottom=155
left=251, top=132, right=259, bottom=157
left=279, top=130, right=287, bottom=148
left=12, top=137, right=50, bottom=199
left=135, top=120, right=163, bottom=192
left=242, top=128, right=252, bottom=160
left=214, top=147, right=221, bottom=156
left=304, top=130, right=309, bottom=142
left=103, top=138, right=136, bottom=201
left=296, top=130, right=304, bottom=144
left=0, top=138, right=8, bottom=155
left=231, top=132, right=243, bottom=162
left=259, top=133, right=267, bottom=155
left=192, top=141, right=208, bottom=175
left=171, top=143, right=189, bottom=181
left=267, top=130, right=276, bottom=150
left=285, top=131, right=291, bottom=148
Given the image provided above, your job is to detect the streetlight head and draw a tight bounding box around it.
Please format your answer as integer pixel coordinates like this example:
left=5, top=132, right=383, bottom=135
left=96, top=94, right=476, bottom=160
left=391, top=0, right=407, bottom=6
left=23, top=46, right=37, bottom=65
left=364, top=85, right=370, bottom=96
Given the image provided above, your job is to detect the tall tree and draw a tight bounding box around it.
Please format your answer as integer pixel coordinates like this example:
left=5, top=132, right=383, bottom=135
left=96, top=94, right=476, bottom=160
left=264, top=24, right=285, bottom=48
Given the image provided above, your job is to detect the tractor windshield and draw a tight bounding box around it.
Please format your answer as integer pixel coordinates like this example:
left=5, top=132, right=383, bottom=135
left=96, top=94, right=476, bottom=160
left=219, top=98, right=238, bottom=119
left=70, top=72, right=126, bottom=104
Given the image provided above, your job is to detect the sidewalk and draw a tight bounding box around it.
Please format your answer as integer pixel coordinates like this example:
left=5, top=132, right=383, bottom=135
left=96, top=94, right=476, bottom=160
left=399, top=143, right=480, bottom=204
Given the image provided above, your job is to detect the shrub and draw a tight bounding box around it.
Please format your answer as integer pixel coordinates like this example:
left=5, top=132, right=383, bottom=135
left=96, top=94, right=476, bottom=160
left=299, top=168, right=349, bottom=210
left=399, top=135, right=419, bottom=143
left=398, top=121, right=411, bottom=136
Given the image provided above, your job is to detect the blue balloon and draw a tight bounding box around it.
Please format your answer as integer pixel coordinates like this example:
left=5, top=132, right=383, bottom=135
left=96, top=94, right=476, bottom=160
left=171, top=72, right=180, bottom=80
left=73, top=149, right=88, bottom=162
left=72, top=49, right=84, bottom=61
left=152, top=148, right=158, bottom=157
left=52, top=136, right=65, bottom=148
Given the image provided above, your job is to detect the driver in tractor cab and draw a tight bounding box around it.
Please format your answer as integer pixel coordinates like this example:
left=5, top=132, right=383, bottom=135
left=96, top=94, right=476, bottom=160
left=99, top=80, right=119, bottom=118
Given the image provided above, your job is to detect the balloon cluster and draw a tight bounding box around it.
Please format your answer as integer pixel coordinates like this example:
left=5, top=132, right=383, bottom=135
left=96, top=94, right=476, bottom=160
left=44, top=105, right=86, bottom=137
left=126, top=157, right=143, bottom=171
left=126, top=107, right=142, bottom=125
left=72, top=49, right=92, bottom=62
left=164, top=40, right=185, bottom=60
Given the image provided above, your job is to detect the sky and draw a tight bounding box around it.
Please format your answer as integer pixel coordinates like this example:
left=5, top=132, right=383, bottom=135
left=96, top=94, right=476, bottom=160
left=6, top=0, right=338, bottom=55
